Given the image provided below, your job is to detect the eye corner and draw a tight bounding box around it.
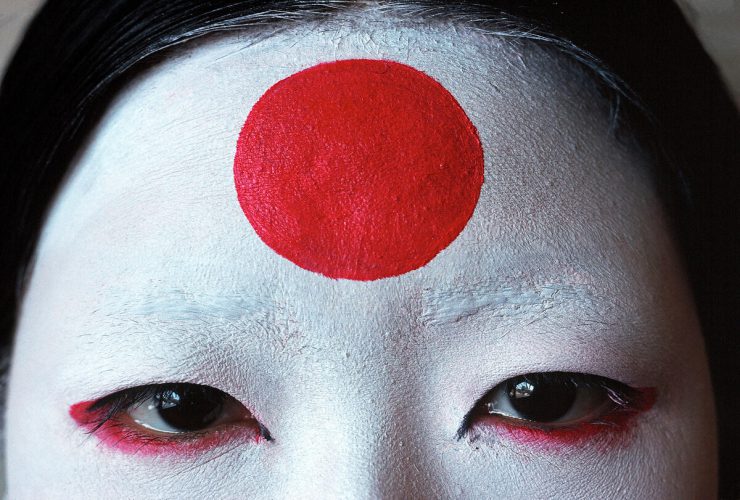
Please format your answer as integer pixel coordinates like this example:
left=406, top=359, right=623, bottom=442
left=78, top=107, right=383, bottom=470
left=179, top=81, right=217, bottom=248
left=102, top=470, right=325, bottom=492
left=257, top=421, right=274, bottom=442
left=69, top=400, right=104, bottom=429
left=617, top=385, right=658, bottom=412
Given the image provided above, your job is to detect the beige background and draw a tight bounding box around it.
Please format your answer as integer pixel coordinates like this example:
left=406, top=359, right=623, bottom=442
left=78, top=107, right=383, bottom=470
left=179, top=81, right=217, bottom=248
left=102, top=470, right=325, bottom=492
left=2, top=0, right=740, bottom=107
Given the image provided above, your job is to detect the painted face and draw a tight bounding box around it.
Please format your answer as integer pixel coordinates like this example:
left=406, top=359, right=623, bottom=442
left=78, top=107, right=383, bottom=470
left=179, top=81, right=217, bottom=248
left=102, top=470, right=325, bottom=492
left=6, top=16, right=716, bottom=498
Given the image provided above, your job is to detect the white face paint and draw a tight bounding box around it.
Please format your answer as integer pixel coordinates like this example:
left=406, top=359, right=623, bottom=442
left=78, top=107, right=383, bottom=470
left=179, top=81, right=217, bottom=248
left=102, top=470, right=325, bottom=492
left=5, top=13, right=716, bottom=499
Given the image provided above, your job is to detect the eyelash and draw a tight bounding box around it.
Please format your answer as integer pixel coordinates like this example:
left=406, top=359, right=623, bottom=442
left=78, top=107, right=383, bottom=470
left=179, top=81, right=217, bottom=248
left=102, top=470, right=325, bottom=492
left=458, top=372, right=656, bottom=449
left=71, top=374, right=655, bottom=455
left=70, top=384, right=269, bottom=456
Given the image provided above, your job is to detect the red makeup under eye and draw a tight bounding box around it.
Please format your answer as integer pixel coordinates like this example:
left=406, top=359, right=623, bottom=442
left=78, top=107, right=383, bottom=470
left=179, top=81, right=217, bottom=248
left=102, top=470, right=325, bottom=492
left=463, top=373, right=657, bottom=451
left=70, top=384, right=267, bottom=456
left=488, top=390, right=655, bottom=449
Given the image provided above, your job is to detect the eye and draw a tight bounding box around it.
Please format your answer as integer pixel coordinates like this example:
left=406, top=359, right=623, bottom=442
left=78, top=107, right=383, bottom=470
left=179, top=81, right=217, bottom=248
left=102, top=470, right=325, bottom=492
left=70, top=383, right=270, bottom=455
left=482, top=372, right=617, bottom=426
left=461, top=372, right=655, bottom=445
left=127, top=383, right=247, bottom=434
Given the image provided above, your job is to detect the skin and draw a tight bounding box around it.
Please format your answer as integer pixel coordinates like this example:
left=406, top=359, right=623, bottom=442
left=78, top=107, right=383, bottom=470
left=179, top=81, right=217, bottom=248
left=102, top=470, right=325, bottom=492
left=5, top=11, right=717, bottom=499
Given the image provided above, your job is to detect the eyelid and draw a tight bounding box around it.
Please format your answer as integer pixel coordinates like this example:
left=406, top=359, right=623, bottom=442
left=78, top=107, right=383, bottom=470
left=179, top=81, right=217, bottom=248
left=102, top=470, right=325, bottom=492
left=457, top=372, right=657, bottom=446
left=70, top=383, right=270, bottom=455
left=82, top=385, right=161, bottom=432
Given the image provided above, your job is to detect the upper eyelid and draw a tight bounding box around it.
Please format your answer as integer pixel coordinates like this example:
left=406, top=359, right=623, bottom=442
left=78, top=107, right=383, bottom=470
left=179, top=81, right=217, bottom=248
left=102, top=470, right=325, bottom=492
left=73, top=384, right=276, bottom=445
left=89, top=384, right=159, bottom=412
left=77, top=375, right=651, bottom=445
left=84, top=383, right=209, bottom=430
left=455, top=372, right=643, bottom=440
left=80, top=385, right=160, bottom=433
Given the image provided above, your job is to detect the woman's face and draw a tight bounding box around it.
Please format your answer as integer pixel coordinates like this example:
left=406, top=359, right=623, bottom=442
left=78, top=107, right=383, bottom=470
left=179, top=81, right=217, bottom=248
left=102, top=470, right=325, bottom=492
left=6, top=15, right=716, bottom=498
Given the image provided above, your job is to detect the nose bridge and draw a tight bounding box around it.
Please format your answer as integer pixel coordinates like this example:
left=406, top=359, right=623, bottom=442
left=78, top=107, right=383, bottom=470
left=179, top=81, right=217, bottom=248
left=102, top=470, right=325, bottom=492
left=273, top=282, right=440, bottom=498
left=280, top=404, right=380, bottom=498
left=277, top=388, right=438, bottom=500
left=276, top=349, right=372, bottom=494
left=272, top=341, right=442, bottom=499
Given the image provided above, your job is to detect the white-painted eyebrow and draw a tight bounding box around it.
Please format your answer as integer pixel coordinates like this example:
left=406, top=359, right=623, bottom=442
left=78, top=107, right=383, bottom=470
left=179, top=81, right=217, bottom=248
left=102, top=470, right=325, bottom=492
left=70, top=287, right=301, bottom=371
left=105, top=288, right=276, bottom=323
left=420, top=283, right=592, bottom=326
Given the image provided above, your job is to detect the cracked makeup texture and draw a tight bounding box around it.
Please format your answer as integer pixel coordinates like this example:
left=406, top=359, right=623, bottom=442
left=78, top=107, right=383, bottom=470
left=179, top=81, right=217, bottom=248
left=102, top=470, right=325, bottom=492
left=6, top=13, right=716, bottom=499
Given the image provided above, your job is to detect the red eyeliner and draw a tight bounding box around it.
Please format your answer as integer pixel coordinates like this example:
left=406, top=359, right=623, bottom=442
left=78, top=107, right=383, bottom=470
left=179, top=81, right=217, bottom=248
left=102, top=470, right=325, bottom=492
left=69, top=401, right=264, bottom=456
left=482, top=387, right=657, bottom=450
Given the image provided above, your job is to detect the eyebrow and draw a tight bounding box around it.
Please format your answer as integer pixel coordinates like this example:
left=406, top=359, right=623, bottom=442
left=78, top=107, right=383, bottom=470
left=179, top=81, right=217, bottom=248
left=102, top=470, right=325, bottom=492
left=420, top=283, right=592, bottom=326
left=107, top=289, right=277, bottom=323
left=109, top=284, right=592, bottom=325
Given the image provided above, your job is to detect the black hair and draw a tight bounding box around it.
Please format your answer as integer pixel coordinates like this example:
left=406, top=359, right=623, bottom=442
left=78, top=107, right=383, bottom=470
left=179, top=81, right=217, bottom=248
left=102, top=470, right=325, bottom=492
left=1, top=0, right=739, bottom=495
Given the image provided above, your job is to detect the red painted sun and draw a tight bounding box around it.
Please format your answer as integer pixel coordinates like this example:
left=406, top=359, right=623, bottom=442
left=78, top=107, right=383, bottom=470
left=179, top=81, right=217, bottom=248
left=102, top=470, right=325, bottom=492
left=234, top=59, right=484, bottom=280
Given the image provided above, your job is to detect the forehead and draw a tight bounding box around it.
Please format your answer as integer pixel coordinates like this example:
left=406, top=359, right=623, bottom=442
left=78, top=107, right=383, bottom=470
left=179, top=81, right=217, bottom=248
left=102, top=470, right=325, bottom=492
left=33, top=17, right=666, bottom=329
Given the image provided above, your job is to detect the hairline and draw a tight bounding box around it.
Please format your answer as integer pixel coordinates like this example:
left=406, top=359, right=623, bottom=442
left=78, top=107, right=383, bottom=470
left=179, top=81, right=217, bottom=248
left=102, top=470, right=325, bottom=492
left=16, top=0, right=637, bottom=298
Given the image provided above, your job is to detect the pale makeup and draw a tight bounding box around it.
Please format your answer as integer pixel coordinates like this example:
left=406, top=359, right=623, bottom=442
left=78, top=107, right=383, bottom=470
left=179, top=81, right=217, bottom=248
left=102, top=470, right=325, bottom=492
left=6, top=12, right=716, bottom=499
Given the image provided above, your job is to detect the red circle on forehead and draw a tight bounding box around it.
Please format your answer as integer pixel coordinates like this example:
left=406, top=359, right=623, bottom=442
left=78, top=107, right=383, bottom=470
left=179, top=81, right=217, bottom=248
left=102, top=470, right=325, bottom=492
left=234, top=59, right=484, bottom=280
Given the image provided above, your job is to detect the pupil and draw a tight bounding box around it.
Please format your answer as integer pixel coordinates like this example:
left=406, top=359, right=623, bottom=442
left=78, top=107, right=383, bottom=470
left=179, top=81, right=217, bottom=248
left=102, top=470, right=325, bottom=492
left=507, top=375, right=577, bottom=422
left=156, top=385, right=224, bottom=432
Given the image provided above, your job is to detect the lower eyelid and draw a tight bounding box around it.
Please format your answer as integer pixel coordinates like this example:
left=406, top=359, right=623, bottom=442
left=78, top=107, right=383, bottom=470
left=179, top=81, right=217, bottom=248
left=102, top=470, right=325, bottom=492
left=466, top=387, right=657, bottom=451
left=70, top=385, right=656, bottom=456
left=70, top=400, right=265, bottom=456
left=94, top=419, right=262, bottom=456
